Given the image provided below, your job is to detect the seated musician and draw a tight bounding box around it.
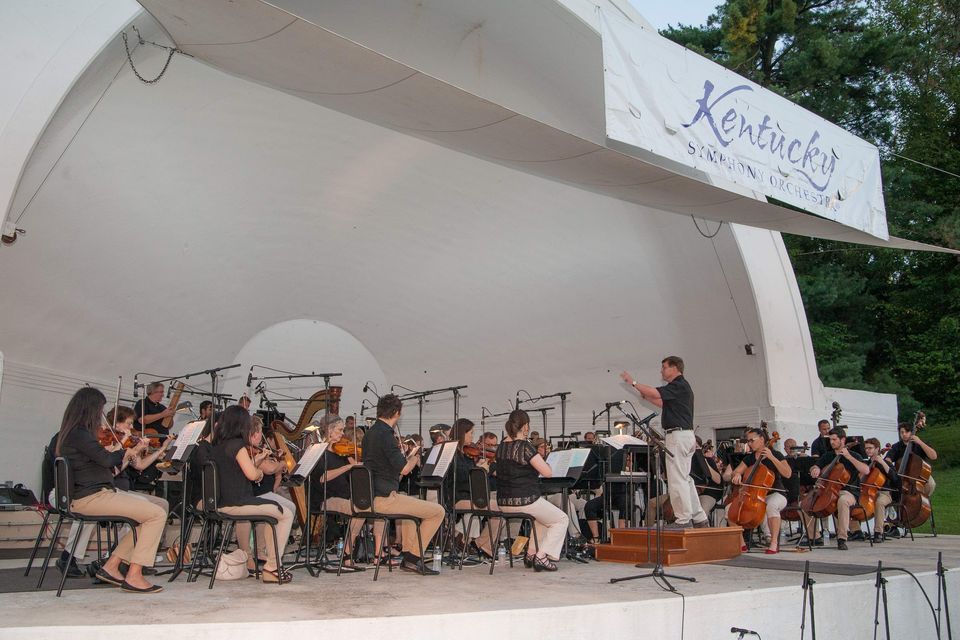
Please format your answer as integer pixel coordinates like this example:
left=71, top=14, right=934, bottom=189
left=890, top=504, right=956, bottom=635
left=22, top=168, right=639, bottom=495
left=210, top=406, right=295, bottom=583
left=496, top=409, right=568, bottom=572
left=692, top=436, right=723, bottom=521
left=447, top=419, right=490, bottom=555
left=885, top=420, right=937, bottom=497
left=307, top=414, right=364, bottom=568
left=236, top=415, right=297, bottom=575
left=810, top=419, right=831, bottom=458
left=863, top=438, right=896, bottom=543
left=363, top=394, right=445, bottom=575
left=803, top=427, right=870, bottom=550
left=108, top=406, right=175, bottom=490
left=133, top=382, right=174, bottom=436
left=198, top=400, right=213, bottom=422
left=727, top=428, right=791, bottom=553
left=55, top=388, right=168, bottom=593
left=398, top=432, right=423, bottom=496
left=584, top=431, right=596, bottom=445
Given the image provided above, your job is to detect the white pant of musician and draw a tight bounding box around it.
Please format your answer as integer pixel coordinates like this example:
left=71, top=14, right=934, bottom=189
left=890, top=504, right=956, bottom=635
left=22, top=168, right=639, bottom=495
left=499, top=498, right=568, bottom=560
left=803, top=490, right=856, bottom=540
left=231, top=492, right=296, bottom=566
left=665, top=430, right=708, bottom=525
left=546, top=493, right=583, bottom=536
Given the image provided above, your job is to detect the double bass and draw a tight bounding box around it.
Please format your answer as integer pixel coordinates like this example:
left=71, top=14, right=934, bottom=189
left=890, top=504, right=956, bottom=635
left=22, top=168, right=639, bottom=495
left=726, top=431, right=781, bottom=529
left=897, top=411, right=932, bottom=528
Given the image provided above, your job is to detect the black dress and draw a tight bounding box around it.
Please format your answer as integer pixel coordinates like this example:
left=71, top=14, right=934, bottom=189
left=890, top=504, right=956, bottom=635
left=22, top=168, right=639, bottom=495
left=209, top=437, right=279, bottom=510
left=496, top=440, right=540, bottom=507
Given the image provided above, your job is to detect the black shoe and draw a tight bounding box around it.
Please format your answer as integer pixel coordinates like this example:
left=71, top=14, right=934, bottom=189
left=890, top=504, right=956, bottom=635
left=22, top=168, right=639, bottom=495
left=400, top=553, right=438, bottom=575
left=873, top=533, right=884, bottom=544
left=849, top=531, right=864, bottom=541
left=837, top=539, right=848, bottom=551
left=120, top=580, right=163, bottom=594
left=533, top=555, right=558, bottom=572
left=693, top=519, right=711, bottom=529
left=56, top=557, right=85, bottom=578
left=813, top=537, right=824, bottom=547
left=523, top=554, right=535, bottom=568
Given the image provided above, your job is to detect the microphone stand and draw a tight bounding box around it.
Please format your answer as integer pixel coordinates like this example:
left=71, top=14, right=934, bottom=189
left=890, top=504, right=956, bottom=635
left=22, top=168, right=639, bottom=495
left=517, top=391, right=572, bottom=442
left=609, top=407, right=694, bottom=592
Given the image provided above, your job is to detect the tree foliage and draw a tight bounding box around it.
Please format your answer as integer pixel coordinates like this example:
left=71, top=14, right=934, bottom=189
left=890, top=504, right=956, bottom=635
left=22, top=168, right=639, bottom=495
left=662, top=0, right=960, bottom=420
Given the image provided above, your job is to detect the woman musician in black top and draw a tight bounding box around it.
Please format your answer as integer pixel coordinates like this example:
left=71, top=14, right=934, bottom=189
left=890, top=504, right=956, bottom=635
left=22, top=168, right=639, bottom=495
left=725, top=427, right=792, bottom=554
left=309, top=414, right=365, bottom=568
left=496, top=409, right=568, bottom=572
left=55, top=387, right=168, bottom=593
left=209, top=406, right=295, bottom=583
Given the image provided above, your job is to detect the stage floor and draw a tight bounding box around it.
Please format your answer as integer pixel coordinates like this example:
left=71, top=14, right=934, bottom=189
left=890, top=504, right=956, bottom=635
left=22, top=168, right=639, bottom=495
left=2, top=533, right=957, bottom=640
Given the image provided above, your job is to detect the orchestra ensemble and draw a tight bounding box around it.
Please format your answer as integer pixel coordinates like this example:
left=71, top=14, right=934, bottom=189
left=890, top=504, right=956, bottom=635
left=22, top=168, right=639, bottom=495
left=43, top=356, right=939, bottom=594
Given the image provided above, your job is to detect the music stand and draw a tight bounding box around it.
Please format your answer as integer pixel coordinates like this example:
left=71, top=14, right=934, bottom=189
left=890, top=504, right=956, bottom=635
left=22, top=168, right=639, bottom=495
left=609, top=408, right=696, bottom=591
left=285, top=442, right=328, bottom=576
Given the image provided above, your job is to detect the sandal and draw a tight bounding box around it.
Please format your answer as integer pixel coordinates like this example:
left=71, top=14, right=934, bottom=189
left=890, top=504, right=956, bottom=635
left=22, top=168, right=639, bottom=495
left=765, top=547, right=779, bottom=555
left=523, top=554, right=535, bottom=569
left=533, top=556, right=558, bottom=572
left=261, top=567, right=293, bottom=584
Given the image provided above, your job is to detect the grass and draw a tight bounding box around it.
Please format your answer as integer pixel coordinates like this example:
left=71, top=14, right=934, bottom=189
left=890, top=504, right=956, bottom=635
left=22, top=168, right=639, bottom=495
left=909, top=417, right=959, bottom=535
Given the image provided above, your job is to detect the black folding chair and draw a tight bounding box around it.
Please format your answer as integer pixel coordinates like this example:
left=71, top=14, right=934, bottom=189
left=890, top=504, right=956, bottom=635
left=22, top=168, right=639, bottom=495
left=189, top=461, right=283, bottom=589
left=37, top=458, right=140, bottom=597
left=347, top=465, right=425, bottom=581
left=457, top=467, right=540, bottom=574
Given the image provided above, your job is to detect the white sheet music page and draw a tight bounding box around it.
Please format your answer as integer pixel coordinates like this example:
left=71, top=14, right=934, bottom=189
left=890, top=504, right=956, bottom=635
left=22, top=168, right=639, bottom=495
left=600, top=434, right=647, bottom=450
left=426, top=445, right=441, bottom=466
left=170, top=420, right=206, bottom=461
left=432, top=442, right=458, bottom=478
left=292, top=442, right=329, bottom=477
left=544, top=450, right=572, bottom=477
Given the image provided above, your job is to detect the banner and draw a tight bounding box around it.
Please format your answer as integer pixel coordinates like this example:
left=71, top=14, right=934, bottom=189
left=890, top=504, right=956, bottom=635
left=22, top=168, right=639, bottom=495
left=601, top=10, right=888, bottom=240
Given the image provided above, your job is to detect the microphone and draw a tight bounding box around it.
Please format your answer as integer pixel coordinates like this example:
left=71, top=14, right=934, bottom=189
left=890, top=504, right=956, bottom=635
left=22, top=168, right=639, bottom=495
left=166, top=385, right=172, bottom=398
left=730, top=628, right=759, bottom=637
left=638, top=411, right=658, bottom=425
left=515, top=391, right=520, bottom=410
left=592, top=411, right=597, bottom=426
left=606, top=400, right=625, bottom=408
left=363, top=383, right=369, bottom=393
left=133, top=374, right=139, bottom=398
left=246, top=368, right=253, bottom=387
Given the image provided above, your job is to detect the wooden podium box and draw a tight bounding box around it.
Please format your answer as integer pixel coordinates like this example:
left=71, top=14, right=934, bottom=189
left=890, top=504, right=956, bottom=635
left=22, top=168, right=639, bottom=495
left=595, top=526, right=743, bottom=567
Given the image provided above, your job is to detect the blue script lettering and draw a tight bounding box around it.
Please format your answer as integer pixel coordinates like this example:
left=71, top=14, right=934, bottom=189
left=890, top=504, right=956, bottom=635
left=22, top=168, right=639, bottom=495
left=682, top=80, right=838, bottom=193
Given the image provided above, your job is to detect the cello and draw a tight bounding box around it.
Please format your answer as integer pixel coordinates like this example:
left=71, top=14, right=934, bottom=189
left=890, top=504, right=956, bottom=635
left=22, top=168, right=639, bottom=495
left=856, top=456, right=888, bottom=521
left=726, top=431, right=781, bottom=529
left=897, top=411, right=932, bottom=528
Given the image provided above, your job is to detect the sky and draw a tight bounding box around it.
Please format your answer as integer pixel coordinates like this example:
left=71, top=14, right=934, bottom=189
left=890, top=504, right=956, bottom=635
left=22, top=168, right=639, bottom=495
left=626, top=1, right=719, bottom=29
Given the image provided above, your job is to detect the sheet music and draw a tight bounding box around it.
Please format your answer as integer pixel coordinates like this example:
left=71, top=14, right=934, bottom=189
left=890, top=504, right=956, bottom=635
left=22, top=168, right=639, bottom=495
left=543, top=447, right=592, bottom=478
left=170, top=420, right=206, bottom=461
left=426, top=445, right=441, bottom=466
left=431, top=442, right=458, bottom=478
left=291, top=442, right=329, bottom=477
left=601, top=434, right=647, bottom=450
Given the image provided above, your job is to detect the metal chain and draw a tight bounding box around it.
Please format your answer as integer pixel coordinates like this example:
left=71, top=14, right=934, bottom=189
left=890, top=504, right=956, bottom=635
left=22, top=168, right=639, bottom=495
left=121, top=26, right=183, bottom=85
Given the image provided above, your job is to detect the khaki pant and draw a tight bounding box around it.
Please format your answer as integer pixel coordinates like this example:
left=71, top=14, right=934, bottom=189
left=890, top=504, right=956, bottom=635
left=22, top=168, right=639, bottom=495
left=320, top=496, right=366, bottom=552
left=234, top=492, right=296, bottom=564
left=70, top=488, right=168, bottom=567
left=546, top=493, right=582, bottom=536
left=500, top=497, right=568, bottom=560
left=644, top=493, right=717, bottom=526
left=874, top=490, right=893, bottom=532
left=220, top=500, right=295, bottom=567
left=803, top=490, right=856, bottom=540
left=372, top=492, right=445, bottom=558
left=665, top=431, right=708, bottom=525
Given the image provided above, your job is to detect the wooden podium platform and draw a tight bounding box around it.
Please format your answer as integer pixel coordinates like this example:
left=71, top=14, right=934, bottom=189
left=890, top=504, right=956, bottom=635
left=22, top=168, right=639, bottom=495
left=595, top=526, right=743, bottom=567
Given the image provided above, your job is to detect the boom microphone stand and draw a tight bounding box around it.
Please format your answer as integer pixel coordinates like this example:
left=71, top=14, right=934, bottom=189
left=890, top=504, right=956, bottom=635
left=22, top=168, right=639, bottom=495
left=609, top=407, right=695, bottom=592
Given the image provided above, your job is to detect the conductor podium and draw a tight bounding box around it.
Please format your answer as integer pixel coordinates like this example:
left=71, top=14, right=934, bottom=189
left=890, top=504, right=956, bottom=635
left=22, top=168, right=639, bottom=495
left=595, top=526, right=744, bottom=567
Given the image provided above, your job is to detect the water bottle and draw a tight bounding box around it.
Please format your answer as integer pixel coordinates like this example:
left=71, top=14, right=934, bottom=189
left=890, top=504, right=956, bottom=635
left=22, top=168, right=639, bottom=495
left=432, top=548, right=443, bottom=572
left=336, top=539, right=344, bottom=559
left=497, top=543, right=507, bottom=566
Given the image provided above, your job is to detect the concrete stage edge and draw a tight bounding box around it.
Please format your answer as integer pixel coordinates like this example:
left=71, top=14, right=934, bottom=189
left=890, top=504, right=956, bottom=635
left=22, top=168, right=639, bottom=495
left=2, top=535, right=957, bottom=640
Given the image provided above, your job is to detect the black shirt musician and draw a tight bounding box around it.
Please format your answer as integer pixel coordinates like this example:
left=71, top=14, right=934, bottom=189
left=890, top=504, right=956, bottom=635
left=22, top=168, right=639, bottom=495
left=804, top=427, right=870, bottom=550
left=726, top=428, right=792, bottom=553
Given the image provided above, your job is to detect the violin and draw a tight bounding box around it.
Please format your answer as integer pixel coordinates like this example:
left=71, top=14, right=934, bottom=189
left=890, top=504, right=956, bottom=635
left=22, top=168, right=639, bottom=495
left=331, top=437, right=362, bottom=459
left=726, top=431, right=781, bottom=529
left=462, top=443, right=496, bottom=462
left=897, top=411, right=932, bottom=528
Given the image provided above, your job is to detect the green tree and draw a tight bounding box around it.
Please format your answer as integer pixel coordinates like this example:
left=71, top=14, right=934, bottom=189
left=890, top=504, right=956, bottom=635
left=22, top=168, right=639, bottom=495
left=662, top=0, right=960, bottom=420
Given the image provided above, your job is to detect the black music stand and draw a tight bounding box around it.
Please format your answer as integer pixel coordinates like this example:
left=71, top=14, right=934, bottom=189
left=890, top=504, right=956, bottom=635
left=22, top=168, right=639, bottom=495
left=609, top=409, right=695, bottom=591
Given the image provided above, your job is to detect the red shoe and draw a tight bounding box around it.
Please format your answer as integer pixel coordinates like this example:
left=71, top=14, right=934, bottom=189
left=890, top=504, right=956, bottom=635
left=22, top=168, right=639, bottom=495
left=740, top=544, right=748, bottom=552
left=765, top=548, right=779, bottom=555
